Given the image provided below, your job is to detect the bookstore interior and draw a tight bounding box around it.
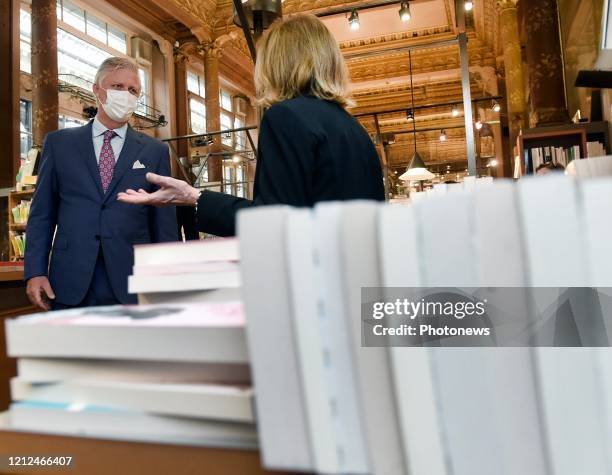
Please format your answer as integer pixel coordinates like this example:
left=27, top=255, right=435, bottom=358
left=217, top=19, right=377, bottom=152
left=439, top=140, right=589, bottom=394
left=1, top=0, right=612, bottom=473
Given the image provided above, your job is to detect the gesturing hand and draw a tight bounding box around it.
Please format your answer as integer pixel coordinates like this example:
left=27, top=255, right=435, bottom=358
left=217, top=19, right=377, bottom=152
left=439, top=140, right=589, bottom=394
left=117, top=173, right=200, bottom=207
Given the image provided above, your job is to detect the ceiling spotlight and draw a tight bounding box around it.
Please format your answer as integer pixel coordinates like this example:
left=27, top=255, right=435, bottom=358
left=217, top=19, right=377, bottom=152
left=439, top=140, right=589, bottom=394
left=348, top=10, right=360, bottom=31
left=464, top=1, right=473, bottom=11
left=492, top=100, right=501, bottom=112
left=488, top=158, right=498, bottom=167
left=451, top=105, right=459, bottom=117
left=475, top=119, right=483, bottom=130
left=232, top=154, right=242, bottom=163
left=399, top=1, right=411, bottom=22
left=406, top=109, right=414, bottom=121
left=439, top=130, right=447, bottom=142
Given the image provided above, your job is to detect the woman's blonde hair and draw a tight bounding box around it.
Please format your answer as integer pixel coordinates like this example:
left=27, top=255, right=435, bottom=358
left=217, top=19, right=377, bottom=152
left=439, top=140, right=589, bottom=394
left=254, top=14, right=353, bottom=108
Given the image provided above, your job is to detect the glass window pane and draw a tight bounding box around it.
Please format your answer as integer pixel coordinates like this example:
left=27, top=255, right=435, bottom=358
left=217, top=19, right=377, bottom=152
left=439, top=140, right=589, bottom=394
left=59, top=115, right=86, bottom=128
left=57, top=28, right=111, bottom=88
left=221, top=90, right=232, bottom=111
left=57, top=0, right=62, bottom=20
left=221, top=113, right=233, bottom=146
left=63, top=0, right=85, bottom=32
left=187, top=71, right=199, bottom=95
left=136, top=68, right=149, bottom=116
left=20, top=40, right=31, bottom=74
left=20, top=9, right=31, bottom=37
left=198, top=76, right=205, bottom=97
left=20, top=100, right=32, bottom=159
left=86, top=13, right=107, bottom=44
left=107, top=24, right=127, bottom=54
left=190, top=98, right=206, bottom=134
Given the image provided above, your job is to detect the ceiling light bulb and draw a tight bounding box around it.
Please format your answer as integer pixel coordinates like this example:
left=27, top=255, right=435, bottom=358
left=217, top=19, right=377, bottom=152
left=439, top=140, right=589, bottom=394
left=492, top=101, right=501, bottom=112
left=406, top=110, right=414, bottom=121
left=475, top=119, right=483, bottom=130
left=348, top=10, right=360, bottom=31
left=399, top=2, right=411, bottom=22
left=451, top=105, right=459, bottom=117
left=439, top=130, right=447, bottom=142
left=464, top=1, right=473, bottom=11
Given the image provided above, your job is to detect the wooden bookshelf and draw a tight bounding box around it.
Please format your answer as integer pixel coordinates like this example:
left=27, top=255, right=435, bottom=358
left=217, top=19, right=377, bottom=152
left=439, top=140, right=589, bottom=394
left=7, top=189, right=34, bottom=261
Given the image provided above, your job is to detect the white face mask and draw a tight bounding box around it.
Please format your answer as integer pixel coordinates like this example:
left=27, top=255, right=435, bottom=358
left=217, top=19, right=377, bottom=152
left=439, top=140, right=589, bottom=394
left=98, top=88, right=138, bottom=122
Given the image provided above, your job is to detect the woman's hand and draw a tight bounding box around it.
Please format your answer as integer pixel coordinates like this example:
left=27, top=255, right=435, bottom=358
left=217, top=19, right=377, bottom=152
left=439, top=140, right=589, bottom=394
left=117, top=173, right=200, bottom=207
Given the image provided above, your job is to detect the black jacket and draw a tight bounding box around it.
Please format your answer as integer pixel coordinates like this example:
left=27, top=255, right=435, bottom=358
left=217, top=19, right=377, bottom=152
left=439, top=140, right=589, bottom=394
left=197, top=95, right=385, bottom=236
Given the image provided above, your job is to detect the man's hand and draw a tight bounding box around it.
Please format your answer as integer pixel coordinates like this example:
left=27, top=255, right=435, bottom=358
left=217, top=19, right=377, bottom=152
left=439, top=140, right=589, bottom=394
left=117, top=173, right=200, bottom=207
left=26, top=276, right=55, bottom=311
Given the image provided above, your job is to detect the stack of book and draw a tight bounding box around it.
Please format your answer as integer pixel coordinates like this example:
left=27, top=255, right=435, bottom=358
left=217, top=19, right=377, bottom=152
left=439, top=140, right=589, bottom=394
left=238, top=174, right=612, bottom=474
left=566, top=154, right=612, bottom=178
left=528, top=144, right=580, bottom=170
left=587, top=140, right=606, bottom=158
left=4, top=303, right=256, bottom=448
left=128, top=238, right=241, bottom=304
left=9, top=232, right=26, bottom=259
left=11, top=199, right=31, bottom=225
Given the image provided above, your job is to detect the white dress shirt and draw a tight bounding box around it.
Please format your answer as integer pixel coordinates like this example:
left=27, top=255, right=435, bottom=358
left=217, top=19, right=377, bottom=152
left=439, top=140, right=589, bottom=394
left=92, top=116, right=128, bottom=164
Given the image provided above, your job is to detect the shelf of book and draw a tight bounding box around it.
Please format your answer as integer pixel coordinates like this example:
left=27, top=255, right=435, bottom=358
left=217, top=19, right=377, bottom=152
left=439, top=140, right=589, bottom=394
left=7, top=189, right=34, bottom=261
left=516, top=121, right=610, bottom=176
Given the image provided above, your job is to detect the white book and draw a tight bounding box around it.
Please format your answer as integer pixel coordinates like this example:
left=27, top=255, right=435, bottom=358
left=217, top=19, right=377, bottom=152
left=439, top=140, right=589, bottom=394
left=336, top=202, right=407, bottom=475
left=137, top=288, right=241, bottom=305
left=7, top=401, right=257, bottom=449
left=517, top=175, right=610, bottom=475
left=238, top=206, right=313, bottom=471
left=133, top=261, right=239, bottom=276
left=11, top=378, right=254, bottom=422
left=134, top=238, right=239, bottom=266
left=285, top=209, right=340, bottom=473
left=378, top=204, right=447, bottom=475
left=128, top=270, right=240, bottom=294
left=472, top=181, right=549, bottom=475
left=314, top=203, right=370, bottom=474
left=6, top=303, right=247, bottom=363
left=16, top=358, right=250, bottom=385
left=580, top=178, right=612, bottom=341
left=416, top=190, right=518, bottom=475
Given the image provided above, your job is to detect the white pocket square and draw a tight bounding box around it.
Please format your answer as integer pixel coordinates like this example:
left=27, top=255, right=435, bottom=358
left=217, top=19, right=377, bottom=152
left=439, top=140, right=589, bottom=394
left=132, top=160, right=146, bottom=169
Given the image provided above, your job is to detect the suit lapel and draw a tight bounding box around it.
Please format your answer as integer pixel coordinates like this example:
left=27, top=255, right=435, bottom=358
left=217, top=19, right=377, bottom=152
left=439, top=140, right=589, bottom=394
left=104, top=125, right=145, bottom=202
left=75, top=121, right=104, bottom=198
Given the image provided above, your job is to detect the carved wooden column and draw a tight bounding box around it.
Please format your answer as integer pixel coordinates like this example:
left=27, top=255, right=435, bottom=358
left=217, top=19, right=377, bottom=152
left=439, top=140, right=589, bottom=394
left=0, top=0, right=20, bottom=187
left=522, top=0, right=568, bottom=126
left=201, top=42, right=223, bottom=184
left=497, top=0, right=526, bottom=137
left=31, top=0, right=58, bottom=146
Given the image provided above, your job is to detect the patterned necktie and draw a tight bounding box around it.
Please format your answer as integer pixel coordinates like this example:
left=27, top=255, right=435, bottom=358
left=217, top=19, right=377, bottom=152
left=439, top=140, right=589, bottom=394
left=99, top=130, right=117, bottom=193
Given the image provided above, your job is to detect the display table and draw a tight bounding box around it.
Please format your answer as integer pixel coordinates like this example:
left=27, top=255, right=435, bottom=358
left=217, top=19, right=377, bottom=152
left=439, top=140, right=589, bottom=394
left=0, top=269, right=37, bottom=411
left=0, top=428, right=296, bottom=475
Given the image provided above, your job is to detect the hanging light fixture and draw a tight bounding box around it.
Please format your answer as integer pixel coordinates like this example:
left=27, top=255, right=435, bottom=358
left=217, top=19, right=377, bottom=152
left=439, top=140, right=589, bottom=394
left=233, top=0, right=282, bottom=38
left=464, top=1, right=474, bottom=11
left=451, top=105, right=459, bottom=117
left=492, top=100, right=501, bottom=112
left=399, top=49, right=435, bottom=185
left=399, top=1, right=411, bottom=22
left=406, top=109, right=414, bottom=121
left=475, top=118, right=483, bottom=130
left=439, top=130, right=447, bottom=142
left=348, top=10, right=360, bottom=31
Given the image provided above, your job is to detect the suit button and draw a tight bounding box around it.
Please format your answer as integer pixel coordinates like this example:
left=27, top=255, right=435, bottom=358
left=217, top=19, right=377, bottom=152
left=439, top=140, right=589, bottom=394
left=94, top=235, right=100, bottom=241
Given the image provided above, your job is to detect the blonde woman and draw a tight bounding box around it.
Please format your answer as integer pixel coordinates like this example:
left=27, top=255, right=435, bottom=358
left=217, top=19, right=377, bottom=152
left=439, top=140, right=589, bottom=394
left=118, top=14, right=384, bottom=236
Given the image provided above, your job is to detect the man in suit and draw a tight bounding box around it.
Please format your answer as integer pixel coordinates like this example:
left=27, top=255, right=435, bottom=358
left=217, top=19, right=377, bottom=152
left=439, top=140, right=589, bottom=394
left=25, top=56, right=177, bottom=310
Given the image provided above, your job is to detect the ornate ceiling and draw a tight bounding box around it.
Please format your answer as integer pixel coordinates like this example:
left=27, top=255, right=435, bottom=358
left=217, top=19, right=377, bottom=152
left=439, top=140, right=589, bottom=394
left=110, top=0, right=505, bottom=171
